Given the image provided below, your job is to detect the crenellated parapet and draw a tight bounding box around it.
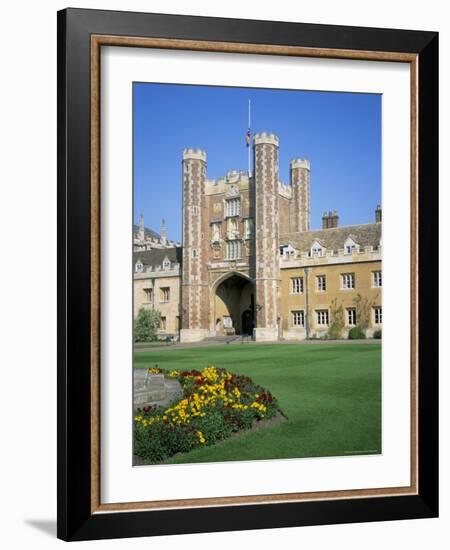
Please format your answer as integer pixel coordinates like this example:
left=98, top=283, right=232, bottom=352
left=134, top=263, right=181, bottom=279
left=253, top=131, right=279, bottom=146
left=182, top=147, right=207, bottom=162
left=278, top=181, right=292, bottom=199
left=280, top=244, right=382, bottom=268
left=205, top=170, right=251, bottom=195
left=290, top=158, right=310, bottom=171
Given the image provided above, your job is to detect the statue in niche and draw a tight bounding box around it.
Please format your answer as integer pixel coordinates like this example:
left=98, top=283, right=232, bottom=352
left=211, top=223, right=220, bottom=243
left=227, top=218, right=239, bottom=239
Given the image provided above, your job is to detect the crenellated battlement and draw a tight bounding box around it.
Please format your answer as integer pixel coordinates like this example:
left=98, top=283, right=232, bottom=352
left=134, top=263, right=181, bottom=280
left=205, top=170, right=251, bottom=195
left=182, top=147, right=207, bottom=162
left=278, top=181, right=292, bottom=199
left=253, top=132, right=279, bottom=146
left=290, top=158, right=310, bottom=171
left=280, top=244, right=382, bottom=268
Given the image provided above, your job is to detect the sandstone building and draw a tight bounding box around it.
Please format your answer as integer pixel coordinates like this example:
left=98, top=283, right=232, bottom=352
left=134, top=132, right=382, bottom=342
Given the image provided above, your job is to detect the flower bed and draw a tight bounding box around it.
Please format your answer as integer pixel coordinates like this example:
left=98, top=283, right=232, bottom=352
left=134, top=365, right=283, bottom=463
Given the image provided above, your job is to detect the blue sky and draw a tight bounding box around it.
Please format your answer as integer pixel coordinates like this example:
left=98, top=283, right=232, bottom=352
left=134, top=83, right=381, bottom=242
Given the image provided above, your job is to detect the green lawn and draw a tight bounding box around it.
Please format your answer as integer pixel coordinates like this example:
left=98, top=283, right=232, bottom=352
left=134, top=343, right=381, bottom=464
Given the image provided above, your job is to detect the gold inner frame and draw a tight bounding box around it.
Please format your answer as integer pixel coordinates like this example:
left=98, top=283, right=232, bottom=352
left=90, top=35, right=419, bottom=514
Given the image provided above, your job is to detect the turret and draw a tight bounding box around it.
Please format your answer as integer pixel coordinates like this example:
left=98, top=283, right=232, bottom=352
left=290, top=158, right=311, bottom=233
left=253, top=132, right=280, bottom=341
left=375, top=204, right=382, bottom=223
left=161, top=218, right=167, bottom=245
left=139, top=213, right=145, bottom=241
left=180, top=148, right=209, bottom=342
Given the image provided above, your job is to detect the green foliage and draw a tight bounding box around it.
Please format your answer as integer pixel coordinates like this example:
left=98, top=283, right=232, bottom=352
left=134, top=308, right=161, bottom=342
left=226, top=408, right=257, bottom=431
left=134, top=366, right=282, bottom=463
left=373, top=329, right=382, bottom=339
left=193, top=409, right=233, bottom=445
left=328, top=298, right=345, bottom=339
left=353, top=293, right=377, bottom=331
left=134, top=422, right=196, bottom=462
left=348, top=326, right=366, bottom=340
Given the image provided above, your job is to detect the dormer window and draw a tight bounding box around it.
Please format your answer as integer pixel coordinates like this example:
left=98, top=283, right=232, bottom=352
left=280, top=244, right=296, bottom=258
left=310, top=240, right=324, bottom=257
left=135, top=260, right=144, bottom=273
left=162, top=256, right=171, bottom=270
left=344, top=237, right=359, bottom=255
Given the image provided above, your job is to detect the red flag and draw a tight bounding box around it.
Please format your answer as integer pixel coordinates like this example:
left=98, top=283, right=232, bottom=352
left=246, top=129, right=251, bottom=146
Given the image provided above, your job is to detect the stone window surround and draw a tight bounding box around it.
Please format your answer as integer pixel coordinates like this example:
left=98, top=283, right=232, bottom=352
left=225, top=197, right=241, bottom=218
left=373, top=306, right=382, bottom=325
left=143, top=287, right=153, bottom=303
left=316, top=274, right=326, bottom=292
left=291, top=310, right=305, bottom=327
left=341, top=272, right=356, bottom=290
left=347, top=307, right=357, bottom=326
left=225, top=239, right=242, bottom=260
left=291, top=277, right=304, bottom=294
left=316, top=309, right=329, bottom=326
left=160, top=287, right=170, bottom=303
left=372, top=270, right=382, bottom=288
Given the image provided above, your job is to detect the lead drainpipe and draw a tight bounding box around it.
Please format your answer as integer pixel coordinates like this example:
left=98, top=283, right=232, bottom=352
left=305, top=267, right=310, bottom=338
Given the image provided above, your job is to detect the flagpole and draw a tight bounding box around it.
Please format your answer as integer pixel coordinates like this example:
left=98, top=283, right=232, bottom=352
left=248, top=99, right=251, bottom=177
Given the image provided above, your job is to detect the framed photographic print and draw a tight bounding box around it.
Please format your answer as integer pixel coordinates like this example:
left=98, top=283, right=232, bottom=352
left=57, top=8, right=438, bottom=541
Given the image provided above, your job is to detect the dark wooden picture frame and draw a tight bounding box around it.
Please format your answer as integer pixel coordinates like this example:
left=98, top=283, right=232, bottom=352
left=57, top=8, right=438, bottom=541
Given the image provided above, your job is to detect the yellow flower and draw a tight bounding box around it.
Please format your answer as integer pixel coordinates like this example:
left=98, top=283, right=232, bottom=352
left=196, top=430, right=206, bottom=444
left=147, top=367, right=161, bottom=374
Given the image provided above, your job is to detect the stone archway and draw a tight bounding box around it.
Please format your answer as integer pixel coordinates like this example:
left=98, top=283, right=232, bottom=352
left=212, top=273, right=254, bottom=336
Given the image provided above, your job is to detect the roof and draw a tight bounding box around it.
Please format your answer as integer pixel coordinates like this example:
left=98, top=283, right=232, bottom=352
left=133, top=224, right=161, bottom=241
left=280, top=223, right=381, bottom=252
left=134, top=247, right=182, bottom=268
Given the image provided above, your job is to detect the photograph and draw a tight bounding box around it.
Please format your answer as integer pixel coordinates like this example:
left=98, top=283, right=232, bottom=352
left=132, top=83, right=383, bottom=466
left=50, top=3, right=438, bottom=542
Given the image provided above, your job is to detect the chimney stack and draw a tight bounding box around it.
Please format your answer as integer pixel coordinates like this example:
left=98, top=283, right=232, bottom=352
left=322, top=210, right=339, bottom=229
